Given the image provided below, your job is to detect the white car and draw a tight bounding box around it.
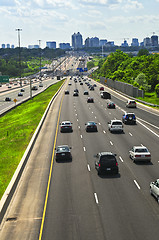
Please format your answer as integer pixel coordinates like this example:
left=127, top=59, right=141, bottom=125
left=150, top=179, right=159, bottom=203
left=126, top=100, right=137, bottom=108
left=129, top=146, right=151, bottom=163
left=108, top=120, right=123, bottom=133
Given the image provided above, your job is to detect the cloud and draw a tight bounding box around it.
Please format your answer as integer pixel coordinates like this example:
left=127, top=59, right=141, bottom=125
left=122, top=0, right=143, bottom=11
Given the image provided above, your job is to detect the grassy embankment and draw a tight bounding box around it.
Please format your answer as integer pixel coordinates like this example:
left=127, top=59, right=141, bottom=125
left=0, top=80, right=64, bottom=199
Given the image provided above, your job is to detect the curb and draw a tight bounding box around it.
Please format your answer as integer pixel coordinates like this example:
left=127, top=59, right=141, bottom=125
left=0, top=80, right=65, bottom=224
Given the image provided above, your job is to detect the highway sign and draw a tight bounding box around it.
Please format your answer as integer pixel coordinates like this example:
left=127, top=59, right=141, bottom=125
left=0, top=75, right=9, bottom=83
left=14, top=99, right=17, bottom=104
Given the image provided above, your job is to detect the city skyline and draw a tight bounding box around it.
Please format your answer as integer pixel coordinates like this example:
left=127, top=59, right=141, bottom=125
left=0, top=0, right=159, bottom=48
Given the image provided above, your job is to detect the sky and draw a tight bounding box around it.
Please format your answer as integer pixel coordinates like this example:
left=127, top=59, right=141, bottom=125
left=0, top=0, right=159, bottom=48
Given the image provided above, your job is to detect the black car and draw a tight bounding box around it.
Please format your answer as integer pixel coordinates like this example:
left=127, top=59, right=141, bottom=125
left=20, top=88, right=25, bottom=92
left=80, top=82, right=83, bottom=85
left=122, top=112, right=136, bottom=124
left=84, top=91, right=89, bottom=95
left=5, top=97, right=11, bottom=101
left=74, top=89, right=79, bottom=93
left=87, top=97, right=94, bottom=103
left=55, top=145, right=72, bottom=161
left=65, top=90, right=69, bottom=95
left=107, top=102, right=116, bottom=109
left=31, top=86, right=38, bottom=90
left=18, top=92, right=23, bottom=97
left=85, top=121, right=98, bottom=132
left=90, top=86, right=94, bottom=91
left=95, top=152, right=119, bottom=175
left=73, top=92, right=79, bottom=96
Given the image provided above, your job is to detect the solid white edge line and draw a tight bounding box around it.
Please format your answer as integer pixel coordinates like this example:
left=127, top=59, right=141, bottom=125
left=119, top=156, right=124, bottom=162
left=134, top=180, right=141, bottom=190
left=87, top=164, right=91, bottom=172
left=94, top=193, right=99, bottom=204
left=137, top=119, right=159, bottom=138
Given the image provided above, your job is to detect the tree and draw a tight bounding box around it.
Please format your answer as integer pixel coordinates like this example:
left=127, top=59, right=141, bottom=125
left=155, top=84, right=159, bottom=97
left=137, top=48, right=149, bottom=57
left=135, top=73, right=151, bottom=91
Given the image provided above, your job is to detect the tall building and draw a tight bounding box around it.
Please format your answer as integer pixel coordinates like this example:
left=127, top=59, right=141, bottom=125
left=2, top=44, right=5, bottom=48
left=131, top=38, right=139, bottom=47
left=11, top=45, right=14, bottom=49
left=59, top=43, right=71, bottom=49
left=151, top=35, right=158, bottom=47
left=46, top=41, right=56, bottom=49
left=121, top=40, right=128, bottom=47
left=7, top=44, right=10, bottom=48
left=99, top=39, right=107, bottom=46
left=85, top=37, right=90, bottom=48
left=143, top=37, right=151, bottom=47
left=90, top=37, right=99, bottom=47
left=71, top=32, right=83, bottom=49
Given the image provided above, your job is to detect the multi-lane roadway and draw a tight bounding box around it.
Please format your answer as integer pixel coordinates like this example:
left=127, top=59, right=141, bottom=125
left=0, top=75, right=159, bottom=240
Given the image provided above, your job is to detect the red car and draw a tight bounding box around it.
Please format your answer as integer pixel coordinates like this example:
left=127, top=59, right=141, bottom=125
left=100, top=86, right=104, bottom=91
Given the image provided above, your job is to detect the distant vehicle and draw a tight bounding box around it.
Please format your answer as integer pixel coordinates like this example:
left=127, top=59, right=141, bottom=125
left=68, top=83, right=72, bottom=86
left=57, top=76, right=60, bottom=80
left=122, top=112, right=136, bottom=124
left=84, top=91, right=89, bottom=95
left=20, top=88, right=25, bottom=92
left=100, top=86, right=104, bottom=91
left=31, top=86, right=38, bottom=90
left=101, top=91, right=111, bottom=99
left=74, top=89, right=79, bottom=93
left=73, top=92, right=79, bottom=96
left=150, top=179, right=159, bottom=203
left=14, top=82, right=18, bottom=85
left=18, top=92, right=23, bottom=97
left=65, top=90, right=69, bottom=95
left=60, top=121, right=73, bottom=132
left=95, top=152, right=119, bottom=175
left=126, top=100, right=137, bottom=108
left=8, top=85, right=12, bottom=88
left=129, top=146, right=151, bottom=163
left=55, top=145, right=72, bottom=162
left=87, top=97, right=94, bottom=103
left=107, top=102, right=115, bottom=109
left=90, top=86, right=94, bottom=91
left=85, top=121, right=98, bottom=132
left=5, top=97, right=11, bottom=101
left=39, top=83, right=43, bottom=87
left=80, top=82, right=83, bottom=85
left=0, top=83, right=2, bottom=87
left=108, top=120, right=123, bottom=133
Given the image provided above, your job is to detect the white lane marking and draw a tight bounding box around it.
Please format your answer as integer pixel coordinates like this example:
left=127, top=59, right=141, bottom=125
left=137, top=120, right=159, bottom=138
left=94, top=193, right=99, bottom=204
left=80, top=135, right=83, bottom=139
left=77, top=119, right=78, bottom=121
left=95, top=116, right=97, bottom=118
left=87, top=164, right=91, bottom=172
left=129, top=132, right=133, bottom=136
left=109, top=112, right=111, bottom=115
left=134, top=180, right=141, bottom=190
left=99, top=123, right=101, bottom=125
left=119, top=156, right=124, bottom=162
left=92, top=111, right=94, bottom=114
left=83, top=147, right=86, bottom=151
left=75, top=109, right=76, bottom=111
left=78, top=126, right=80, bottom=129
left=110, top=141, right=113, bottom=145
left=103, top=130, right=106, bottom=134
left=75, top=113, right=77, bottom=116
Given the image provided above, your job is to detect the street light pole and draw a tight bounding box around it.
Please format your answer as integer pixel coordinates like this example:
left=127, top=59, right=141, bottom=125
left=16, top=28, right=22, bottom=87
left=38, top=40, right=42, bottom=80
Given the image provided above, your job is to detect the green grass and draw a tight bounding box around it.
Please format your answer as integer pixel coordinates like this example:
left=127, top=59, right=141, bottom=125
left=0, top=80, right=64, bottom=199
left=137, top=92, right=159, bottom=107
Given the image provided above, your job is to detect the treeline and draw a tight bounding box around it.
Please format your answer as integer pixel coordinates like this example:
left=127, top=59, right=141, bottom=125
left=0, top=47, right=65, bottom=77
left=91, top=49, right=159, bottom=92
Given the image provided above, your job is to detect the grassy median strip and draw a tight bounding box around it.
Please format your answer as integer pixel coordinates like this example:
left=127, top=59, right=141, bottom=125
left=0, top=80, right=64, bottom=199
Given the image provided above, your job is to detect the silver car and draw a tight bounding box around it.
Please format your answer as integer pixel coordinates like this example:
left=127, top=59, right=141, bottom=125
left=150, top=179, right=159, bottom=203
left=60, top=121, right=73, bottom=132
left=126, top=100, right=137, bottom=108
left=108, top=120, right=123, bottom=133
left=129, top=146, right=151, bottom=163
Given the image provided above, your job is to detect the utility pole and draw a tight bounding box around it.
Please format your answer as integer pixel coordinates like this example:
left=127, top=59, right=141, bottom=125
left=16, top=28, right=22, bottom=87
left=38, top=40, right=42, bottom=80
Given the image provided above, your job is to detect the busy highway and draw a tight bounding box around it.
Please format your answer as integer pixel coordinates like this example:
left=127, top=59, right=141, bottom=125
left=0, top=74, right=159, bottom=240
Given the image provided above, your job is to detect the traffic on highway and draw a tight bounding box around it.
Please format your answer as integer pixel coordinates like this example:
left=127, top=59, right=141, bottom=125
left=0, top=59, right=159, bottom=240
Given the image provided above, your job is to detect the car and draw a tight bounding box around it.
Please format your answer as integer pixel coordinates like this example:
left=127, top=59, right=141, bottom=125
left=100, top=86, right=104, bottom=91
left=31, top=86, right=38, bottom=90
left=74, top=89, right=79, bottom=93
left=101, top=91, right=111, bottom=99
left=95, top=152, right=119, bottom=175
left=129, top=146, right=151, bottom=163
left=20, top=88, right=25, bottom=92
left=80, top=82, right=83, bottom=85
left=85, top=121, right=98, bottom=132
left=87, top=97, right=94, bottom=103
left=84, top=91, right=89, bottom=95
left=90, top=86, right=94, bottom=91
left=126, top=100, right=137, bottom=108
left=68, top=83, right=72, bottom=86
left=18, top=92, right=23, bottom=97
left=55, top=145, right=72, bottom=161
left=8, top=85, right=12, bottom=88
left=108, top=120, right=123, bottom=133
left=107, top=102, right=116, bottom=109
left=5, top=97, right=11, bottom=101
left=93, top=84, right=97, bottom=87
left=60, top=121, right=73, bottom=132
left=0, top=83, right=2, bottom=87
left=150, top=179, right=159, bottom=203
left=73, top=91, right=79, bottom=96
left=65, top=90, right=69, bottom=95
left=122, top=112, right=136, bottom=124
left=39, top=83, right=43, bottom=87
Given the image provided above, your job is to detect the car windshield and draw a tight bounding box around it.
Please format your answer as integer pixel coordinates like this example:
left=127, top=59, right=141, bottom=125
left=135, top=148, right=148, bottom=153
left=88, top=122, right=96, bottom=125
left=57, top=146, right=69, bottom=152
left=100, top=155, right=116, bottom=162
left=112, top=122, right=122, bottom=125
left=62, top=122, right=71, bottom=125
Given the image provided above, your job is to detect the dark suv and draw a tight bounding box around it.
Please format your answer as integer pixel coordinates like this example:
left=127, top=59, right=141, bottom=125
left=95, top=152, right=119, bottom=175
left=122, top=112, right=136, bottom=124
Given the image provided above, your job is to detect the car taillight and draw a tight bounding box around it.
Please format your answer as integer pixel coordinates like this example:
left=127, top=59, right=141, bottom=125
left=116, top=162, right=118, bottom=166
left=147, top=155, right=151, bottom=157
left=135, top=155, right=141, bottom=157
left=98, top=163, right=101, bottom=167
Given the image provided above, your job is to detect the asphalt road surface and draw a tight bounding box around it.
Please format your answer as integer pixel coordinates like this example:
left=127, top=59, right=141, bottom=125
left=0, top=76, right=159, bottom=240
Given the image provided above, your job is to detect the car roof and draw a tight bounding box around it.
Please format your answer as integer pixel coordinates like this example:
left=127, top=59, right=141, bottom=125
left=133, top=146, right=147, bottom=149
left=111, top=119, right=122, bottom=123
left=99, top=152, right=115, bottom=156
left=57, top=145, right=69, bottom=148
left=61, top=121, right=71, bottom=124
